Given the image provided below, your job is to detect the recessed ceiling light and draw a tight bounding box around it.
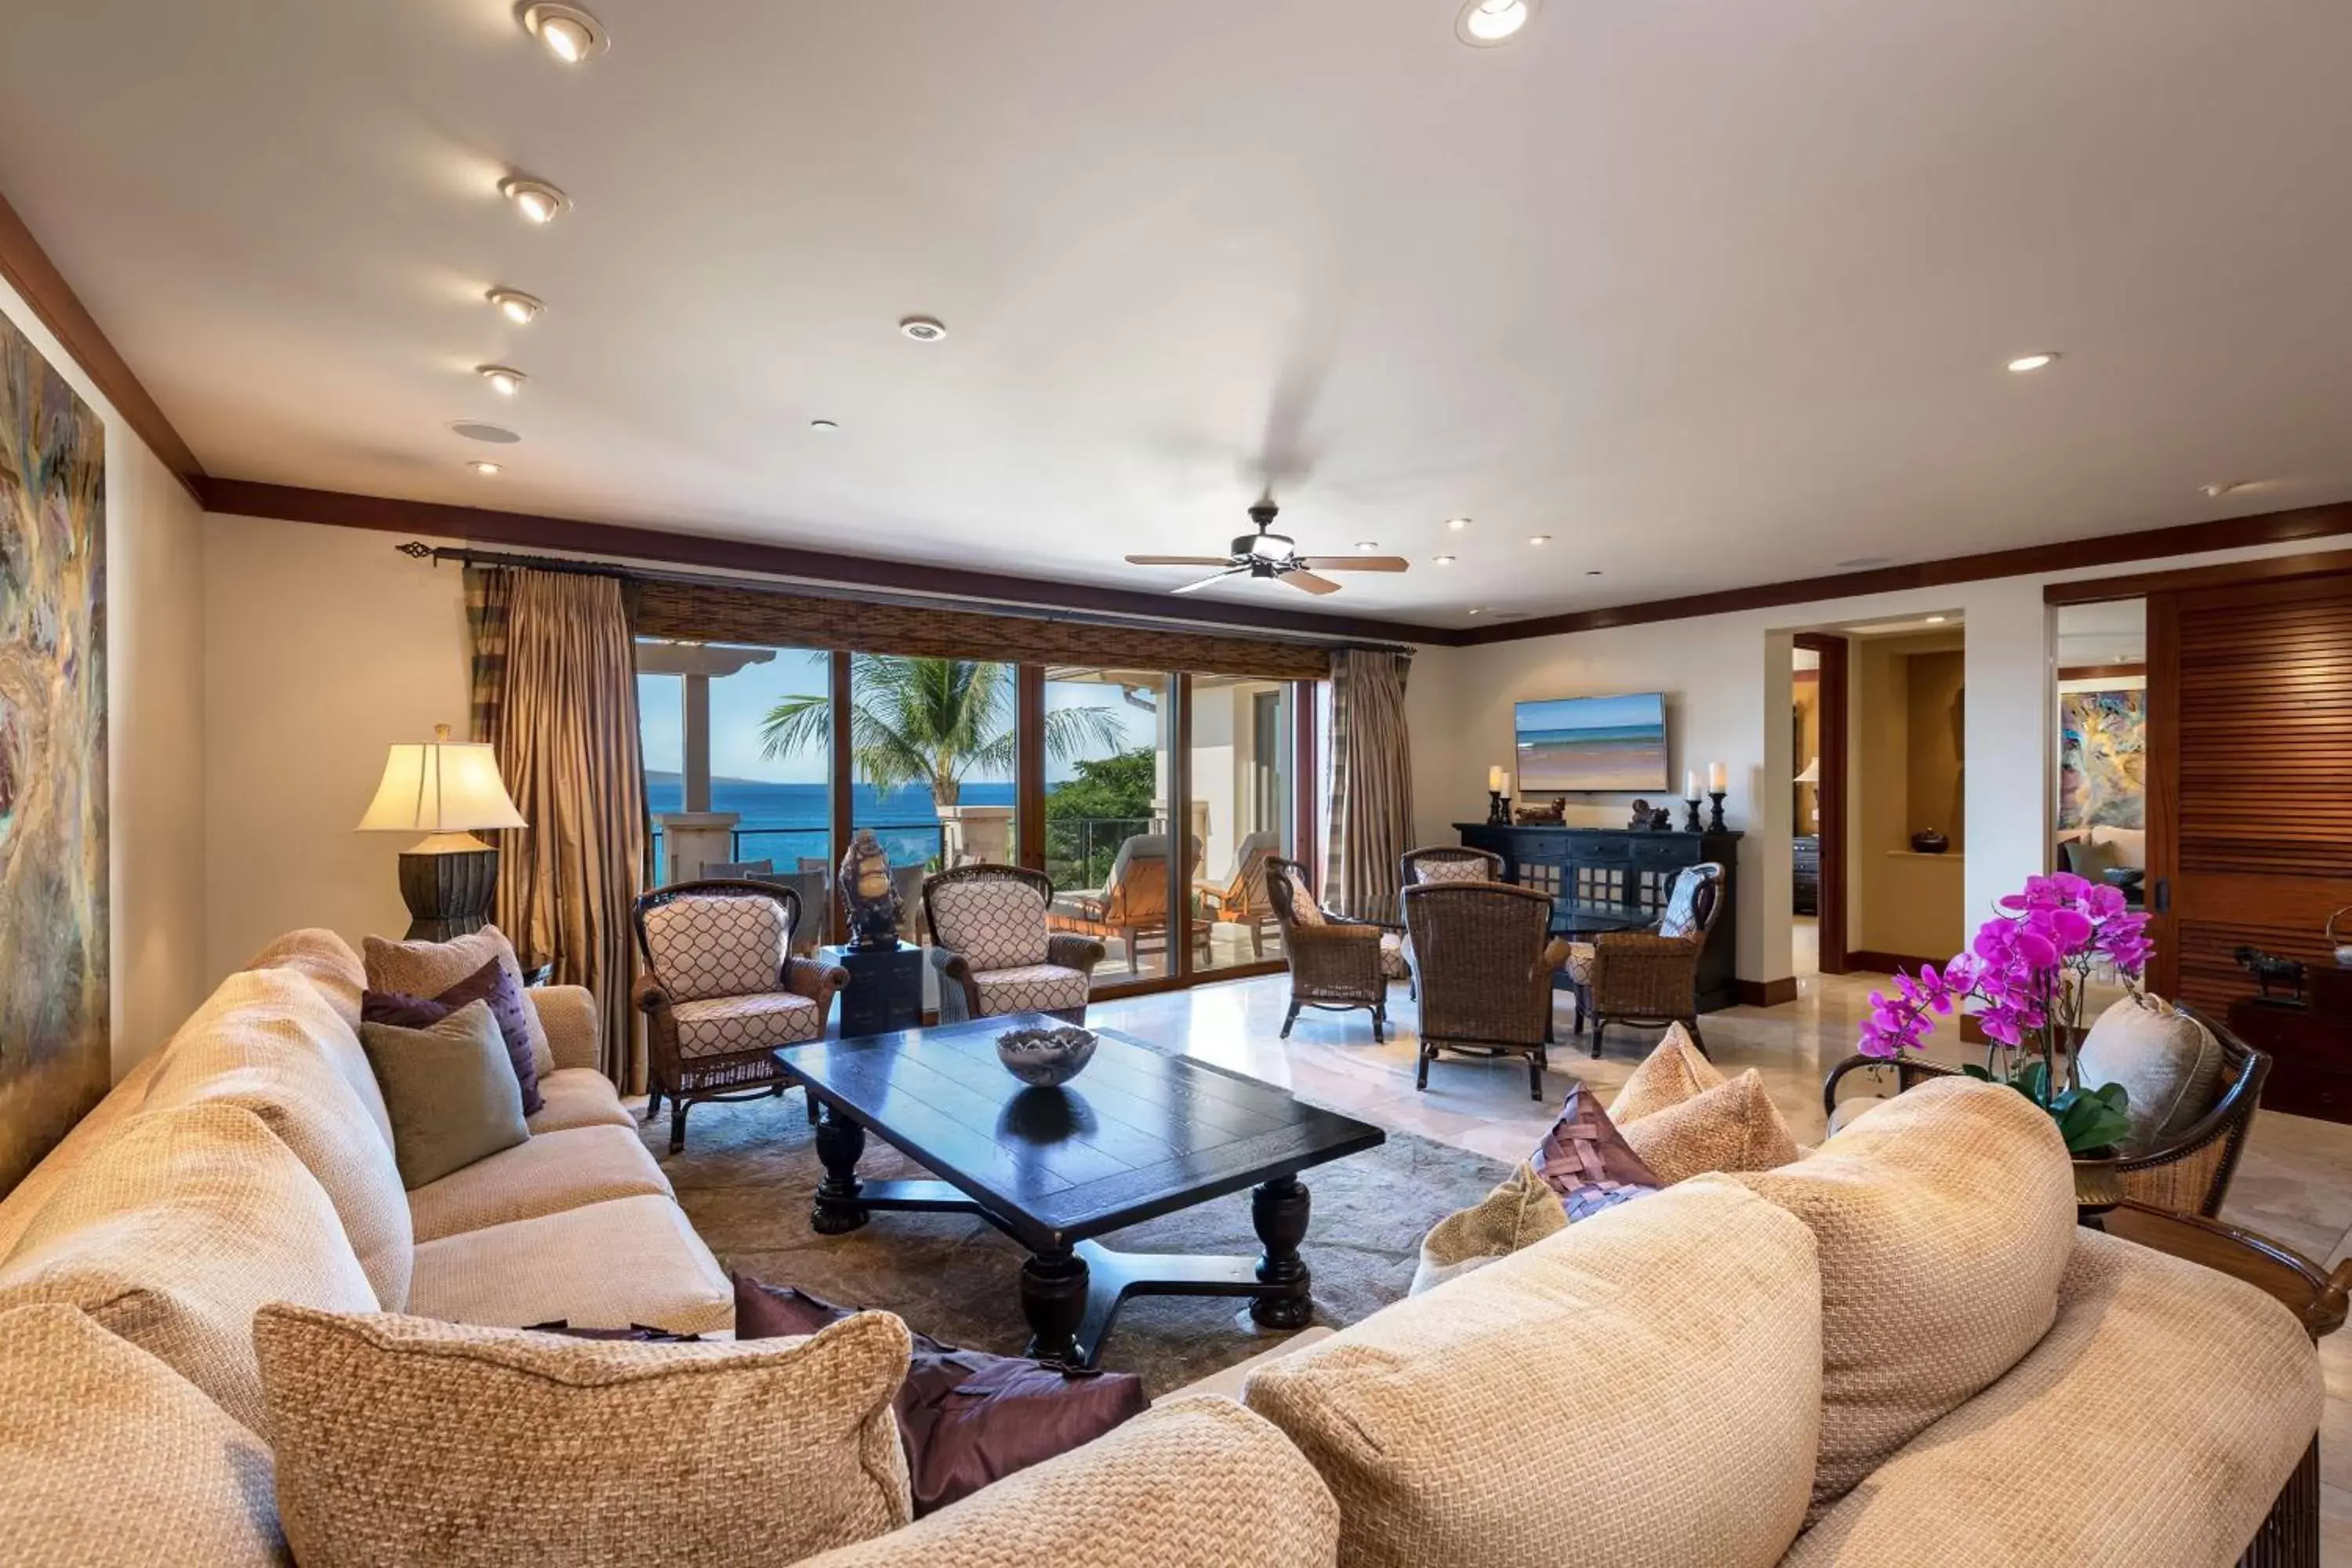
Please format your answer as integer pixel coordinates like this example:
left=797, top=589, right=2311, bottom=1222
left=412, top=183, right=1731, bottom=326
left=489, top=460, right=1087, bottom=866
left=1433, top=554, right=1457, bottom=566
left=1457, top=0, right=1537, bottom=46
left=1529, top=534, right=1552, bottom=546
left=2199, top=480, right=2267, bottom=499
left=899, top=316, right=948, bottom=342
left=1353, top=540, right=1381, bottom=552
left=477, top=365, right=528, bottom=397
left=519, top=3, right=609, bottom=63
left=1584, top=569, right=1602, bottom=576
left=485, top=288, right=543, bottom=325
left=1467, top=607, right=1486, bottom=616
left=1446, top=517, right=1471, bottom=532
left=468, top=460, right=503, bottom=476
left=1835, top=555, right=1891, bottom=570
left=447, top=420, right=521, bottom=444
left=809, top=419, right=839, bottom=432
left=1926, top=615, right=1948, bottom=624
left=2005, top=350, right=2060, bottom=373
left=499, top=176, right=570, bottom=225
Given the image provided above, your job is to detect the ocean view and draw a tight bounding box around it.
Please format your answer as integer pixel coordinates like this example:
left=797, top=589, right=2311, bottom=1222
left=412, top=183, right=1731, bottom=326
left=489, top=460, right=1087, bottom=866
left=646, top=774, right=1016, bottom=867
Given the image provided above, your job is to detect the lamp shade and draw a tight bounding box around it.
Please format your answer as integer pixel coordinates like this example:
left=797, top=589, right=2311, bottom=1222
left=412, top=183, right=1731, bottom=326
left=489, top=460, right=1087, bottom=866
left=1793, top=757, right=1821, bottom=786
left=358, top=725, right=527, bottom=833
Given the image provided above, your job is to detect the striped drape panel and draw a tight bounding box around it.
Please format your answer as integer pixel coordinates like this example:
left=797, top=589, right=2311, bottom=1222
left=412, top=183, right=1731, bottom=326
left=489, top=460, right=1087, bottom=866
left=472, top=568, right=649, bottom=1088
left=461, top=566, right=512, bottom=745
left=1324, top=648, right=1414, bottom=923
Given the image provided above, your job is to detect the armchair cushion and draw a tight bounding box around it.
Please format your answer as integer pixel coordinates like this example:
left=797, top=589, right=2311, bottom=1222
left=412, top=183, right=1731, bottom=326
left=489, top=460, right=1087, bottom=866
left=1657, top=868, right=1719, bottom=939
left=930, top=878, right=1051, bottom=972
left=641, top=895, right=790, bottom=1004
left=1563, top=940, right=1595, bottom=985
left=971, top=964, right=1091, bottom=1015
left=1281, top=866, right=1327, bottom=925
left=670, top=992, right=825, bottom=1058
left=2075, top=992, right=2223, bottom=1152
left=1412, top=857, right=1490, bottom=885
left=1377, top=930, right=1408, bottom=979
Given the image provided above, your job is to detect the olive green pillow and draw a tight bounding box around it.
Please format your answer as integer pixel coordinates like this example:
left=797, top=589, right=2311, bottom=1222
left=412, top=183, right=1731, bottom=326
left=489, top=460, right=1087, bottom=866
left=359, top=1000, right=528, bottom=1189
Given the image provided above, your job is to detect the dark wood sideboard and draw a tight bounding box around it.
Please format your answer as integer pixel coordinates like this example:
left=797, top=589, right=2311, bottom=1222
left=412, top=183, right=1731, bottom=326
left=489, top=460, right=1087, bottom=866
left=1454, top=822, right=1744, bottom=1013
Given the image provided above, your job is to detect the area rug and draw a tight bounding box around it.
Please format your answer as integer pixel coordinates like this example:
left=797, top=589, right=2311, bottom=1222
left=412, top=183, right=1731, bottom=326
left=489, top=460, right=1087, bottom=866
left=642, top=1092, right=1509, bottom=1395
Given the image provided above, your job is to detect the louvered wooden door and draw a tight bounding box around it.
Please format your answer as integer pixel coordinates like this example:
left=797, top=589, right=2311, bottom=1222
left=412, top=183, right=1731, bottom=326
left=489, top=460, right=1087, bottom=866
left=2146, top=573, right=2352, bottom=1013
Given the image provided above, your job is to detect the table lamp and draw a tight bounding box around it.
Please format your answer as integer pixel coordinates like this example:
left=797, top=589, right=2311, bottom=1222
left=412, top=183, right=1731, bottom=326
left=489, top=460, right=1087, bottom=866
left=358, top=724, right=528, bottom=939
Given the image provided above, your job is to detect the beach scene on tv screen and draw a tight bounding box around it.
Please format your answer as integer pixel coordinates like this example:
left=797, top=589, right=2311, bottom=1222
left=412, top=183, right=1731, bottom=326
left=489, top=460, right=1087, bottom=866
left=1516, top=694, right=1667, bottom=791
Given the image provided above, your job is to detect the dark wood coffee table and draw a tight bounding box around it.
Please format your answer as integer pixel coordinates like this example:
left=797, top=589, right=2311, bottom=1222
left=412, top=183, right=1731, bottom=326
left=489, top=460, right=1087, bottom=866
left=775, top=1013, right=1386, bottom=1367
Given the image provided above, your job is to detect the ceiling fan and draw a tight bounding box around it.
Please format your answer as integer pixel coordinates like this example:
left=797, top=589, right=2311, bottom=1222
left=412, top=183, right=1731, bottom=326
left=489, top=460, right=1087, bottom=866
left=1124, top=501, right=1410, bottom=597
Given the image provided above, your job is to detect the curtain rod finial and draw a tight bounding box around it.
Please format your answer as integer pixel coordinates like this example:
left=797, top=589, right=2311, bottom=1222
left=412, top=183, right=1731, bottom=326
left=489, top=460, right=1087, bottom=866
left=396, top=540, right=434, bottom=561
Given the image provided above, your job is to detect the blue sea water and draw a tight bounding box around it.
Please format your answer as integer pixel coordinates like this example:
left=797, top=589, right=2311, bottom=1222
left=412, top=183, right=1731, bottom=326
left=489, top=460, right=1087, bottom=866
left=646, top=775, right=1015, bottom=869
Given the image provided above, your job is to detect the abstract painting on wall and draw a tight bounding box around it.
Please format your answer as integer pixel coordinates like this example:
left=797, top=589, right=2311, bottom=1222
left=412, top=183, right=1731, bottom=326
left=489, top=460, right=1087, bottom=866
left=0, top=314, right=107, bottom=1196
left=2057, top=688, right=2143, bottom=832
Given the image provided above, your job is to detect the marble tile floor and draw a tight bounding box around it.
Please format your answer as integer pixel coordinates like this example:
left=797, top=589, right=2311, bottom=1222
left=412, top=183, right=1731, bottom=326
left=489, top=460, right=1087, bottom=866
left=1087, top=964, right=2352, bottom=1562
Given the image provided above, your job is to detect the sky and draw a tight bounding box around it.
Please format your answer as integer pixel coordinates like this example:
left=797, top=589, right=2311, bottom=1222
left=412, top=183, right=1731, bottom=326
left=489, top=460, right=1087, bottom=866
left=639, top=646, right=1160, bottom=784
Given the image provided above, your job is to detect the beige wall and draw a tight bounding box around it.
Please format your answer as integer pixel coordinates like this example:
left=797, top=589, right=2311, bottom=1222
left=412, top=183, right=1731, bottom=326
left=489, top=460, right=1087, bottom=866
left=0, top=274, right=209, bottom=1080
left=201, top=515, right=469, bottom=980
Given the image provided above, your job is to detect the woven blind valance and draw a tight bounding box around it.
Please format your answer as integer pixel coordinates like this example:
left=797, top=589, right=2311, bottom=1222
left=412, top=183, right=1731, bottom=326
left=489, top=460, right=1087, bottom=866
left=631, top=579, right=1334, bottom=682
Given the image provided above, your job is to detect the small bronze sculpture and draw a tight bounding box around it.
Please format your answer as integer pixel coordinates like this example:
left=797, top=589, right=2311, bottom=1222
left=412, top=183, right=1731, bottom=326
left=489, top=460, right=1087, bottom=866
left=838, top=828, right=903, bottom=950
left=1627, top=799, right=1653, bottom=830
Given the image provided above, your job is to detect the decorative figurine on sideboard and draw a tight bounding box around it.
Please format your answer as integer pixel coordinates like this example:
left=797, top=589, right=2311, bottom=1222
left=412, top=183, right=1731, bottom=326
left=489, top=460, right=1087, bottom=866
left=1513, top=797, right=1565, bottom=826
left=838, top=828, right=903, bottom=950
left=1486, top=764, right=1513, bottom=826
left=1627, top=799, right=1654, bottom=830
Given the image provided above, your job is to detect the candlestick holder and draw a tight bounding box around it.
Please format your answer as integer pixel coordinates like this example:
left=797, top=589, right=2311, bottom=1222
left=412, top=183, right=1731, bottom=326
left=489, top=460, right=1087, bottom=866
left=1682, top=798, right=1703, bottom=832
left=1706, top=791, right=1728, bottom=833
left=1486, top=789, right=1512, bottom=826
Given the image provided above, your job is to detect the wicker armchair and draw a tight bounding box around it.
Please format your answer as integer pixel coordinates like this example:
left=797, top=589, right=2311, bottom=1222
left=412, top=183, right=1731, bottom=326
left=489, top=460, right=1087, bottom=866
left=1396, top=846, right=1505, bottom=999
left=1195, top=829, right=1282, bottom=960
left=1266, top=855, right=1396, bottom=1041
left=1404, top=880, right=1573, bottom=1100
left=1822, top=1005, right=2271, bottom=1217
left=924, top=864, right=1105, bottom=1025
left=1569, top=862, right=1726, bottom=1058
left=632, top=880, right=849, bottom=1153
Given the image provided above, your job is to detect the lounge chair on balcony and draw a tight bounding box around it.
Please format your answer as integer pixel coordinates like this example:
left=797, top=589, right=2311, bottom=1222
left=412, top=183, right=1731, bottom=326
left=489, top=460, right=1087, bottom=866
left=1195, top=829, right=1282, bottom=959
left=1047, top=831, right=1203, bottom=974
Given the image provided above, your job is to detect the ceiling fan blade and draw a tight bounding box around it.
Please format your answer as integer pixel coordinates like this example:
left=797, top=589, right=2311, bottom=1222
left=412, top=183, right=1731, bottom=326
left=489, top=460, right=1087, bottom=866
left=1280, top=569, right=1343, bottom=596
left=1294, top=556, right=1410, bottom=572
left=1170, top=568, right=1247, bottom=595
left=1125, top=554, right=1236, bottom=567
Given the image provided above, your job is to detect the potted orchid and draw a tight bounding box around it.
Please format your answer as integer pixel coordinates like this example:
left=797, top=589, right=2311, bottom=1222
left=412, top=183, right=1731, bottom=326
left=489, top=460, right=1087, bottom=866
left=1857, top=871, right=2153, bottom=1156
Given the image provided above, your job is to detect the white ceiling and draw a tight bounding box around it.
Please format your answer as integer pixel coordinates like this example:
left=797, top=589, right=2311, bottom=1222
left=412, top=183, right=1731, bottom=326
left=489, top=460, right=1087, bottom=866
left=5, top=0, right=2350, bottom=630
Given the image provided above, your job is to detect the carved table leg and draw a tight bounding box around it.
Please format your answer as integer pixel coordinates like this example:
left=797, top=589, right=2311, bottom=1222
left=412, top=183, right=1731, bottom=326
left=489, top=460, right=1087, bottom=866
left=1250, top=1175, right=1314, bottom=1329
left=1019, top=1250, right=1091, bottom=1364
left=810, top=1106, right=869, bottom=1236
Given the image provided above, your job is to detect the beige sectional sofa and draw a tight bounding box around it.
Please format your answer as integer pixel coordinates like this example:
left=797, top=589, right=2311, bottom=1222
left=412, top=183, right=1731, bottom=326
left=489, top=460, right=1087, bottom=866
left=0, top=927, right=2325, bottom=1567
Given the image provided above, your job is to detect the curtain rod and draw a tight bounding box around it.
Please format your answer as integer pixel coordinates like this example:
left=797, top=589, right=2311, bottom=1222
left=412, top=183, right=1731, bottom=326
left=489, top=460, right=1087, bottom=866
left=394, top=541, right=1417, bottom=655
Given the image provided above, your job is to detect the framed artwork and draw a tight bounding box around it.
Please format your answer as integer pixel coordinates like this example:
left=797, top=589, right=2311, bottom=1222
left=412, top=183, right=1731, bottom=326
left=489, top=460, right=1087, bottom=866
left=0, top=313, right=107, bottom=1195
left=2058, top=688, right=2143, bottom=832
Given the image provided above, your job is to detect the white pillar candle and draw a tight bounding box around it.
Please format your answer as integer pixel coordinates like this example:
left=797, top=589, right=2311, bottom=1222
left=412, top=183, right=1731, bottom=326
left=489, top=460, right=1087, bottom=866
left=1708, top=762, right=1728, bottom=793
left=1489, top=765, right=1507, bottom=793
left=1683, top=769, right=1701, bottom=801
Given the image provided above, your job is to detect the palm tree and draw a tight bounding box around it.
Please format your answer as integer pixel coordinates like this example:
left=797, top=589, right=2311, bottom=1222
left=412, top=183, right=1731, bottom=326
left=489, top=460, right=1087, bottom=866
left=760, top=654, right=1129, bottom=807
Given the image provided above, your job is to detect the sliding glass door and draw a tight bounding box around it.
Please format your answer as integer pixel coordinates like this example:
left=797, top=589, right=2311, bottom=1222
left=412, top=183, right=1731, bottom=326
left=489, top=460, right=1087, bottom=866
left=1040, top=667, right=1174, bottom=990
left=1189, top=677, right=1295, bottom=972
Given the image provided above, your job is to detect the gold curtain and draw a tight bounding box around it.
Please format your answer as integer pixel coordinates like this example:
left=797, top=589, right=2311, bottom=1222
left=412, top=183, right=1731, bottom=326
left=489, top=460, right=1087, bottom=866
left=475, top=568, right=648, bottom=1087
left=1324, top=648, right=1414, bottom=923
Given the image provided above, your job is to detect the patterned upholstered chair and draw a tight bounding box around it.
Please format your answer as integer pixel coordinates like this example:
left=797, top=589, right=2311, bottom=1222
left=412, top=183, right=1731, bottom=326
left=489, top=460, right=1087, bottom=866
left=925, top=865, right=1105, bottom=1024
left=1266, top=855, right=1398, bottom=1041
left=1396, top=846, right=1504, bottom=997
left=631, top=880, right=849, bottom=1153
left=1047, top=831, right=1201, bottom=975
left=1568, top=862, right=1726, bottom=1058
left=1195, top=829, right=1283, bottom=960
left=1406, top=880, right=1573, bottom=1099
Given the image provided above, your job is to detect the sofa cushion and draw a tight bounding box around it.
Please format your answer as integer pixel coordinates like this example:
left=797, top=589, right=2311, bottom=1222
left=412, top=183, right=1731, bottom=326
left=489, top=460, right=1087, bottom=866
left=138, top=968, right=413, bottom=1311
left=1245, top=1181, right=1821, bottom=1568
left=1620, top=1068, right=1801, bottom=1185
left=930, top=877, right=1051, bottom=973
left=672, top=989, right=825, bottom=1058
left=0, top=1053, right=164, bottom=1262
left=406, top=1193, right=734, bottom=1336
left=1708, top=1075, right=2075, bottom=1518
left=242, top=927, right=367, bottom=1032
left=2075, top=992, right=2224, bottom=1152
left=971, top=964, right=1091, bottom=1015
left=360, top=1002, right=532, bottom=1190
left=256, top=1305, right=911, bottom=1568
left=1780, top=1229, right=2322, bottom=1567
left=1606, top=1022, right=1725, bottom=1123
left=642, top=892, right=793, bottom=1004
left=0, top=1304, right=288, bottom=1567
left=408, top=1124, right=673, bottom=1243
left=0, top=1102, right=377, bottom=1435
left=1410, top=1161, right=1566, bottom=1296
left=800, top=1397, right=1338, bottom=1568
left=527, top=1066, right=636, bottom=1134
left=364, top=953, right=543, bottom=1115
left=365, top=925, right=554, bottom=1079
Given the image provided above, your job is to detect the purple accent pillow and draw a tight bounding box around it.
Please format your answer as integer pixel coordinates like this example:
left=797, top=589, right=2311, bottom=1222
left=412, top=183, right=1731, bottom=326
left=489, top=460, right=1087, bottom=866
left=1530, top=1080, right=1662, bottom=1221
left=362, top=956, right=542, bottom=1115
left=732, top=1272, right=1148, bottom=1516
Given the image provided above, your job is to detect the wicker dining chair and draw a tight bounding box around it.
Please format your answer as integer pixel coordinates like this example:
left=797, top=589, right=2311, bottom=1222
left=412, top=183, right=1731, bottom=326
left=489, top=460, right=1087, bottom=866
left=1266, top=855, right=1396, bottom=1041
left=1404, top=880, right=1573, bottom=1100
left=1822, top=1004, right=2271, bottom=1217
left=1570, top=862, right=1726, bottom=1058
left=632, top=879, right=849, bottom=1153
left=924, top=864, right=1105, bottom=1025
left=1396, top=846, right=1505, bottom=999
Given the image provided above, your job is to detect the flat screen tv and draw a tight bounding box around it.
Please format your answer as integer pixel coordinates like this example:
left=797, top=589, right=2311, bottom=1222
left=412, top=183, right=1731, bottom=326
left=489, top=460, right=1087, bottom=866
left=1515, top=693, right=1668, bottom=793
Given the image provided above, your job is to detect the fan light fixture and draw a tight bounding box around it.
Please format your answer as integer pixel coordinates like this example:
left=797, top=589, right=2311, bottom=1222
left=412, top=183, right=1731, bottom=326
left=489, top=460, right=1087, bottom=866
left=468, top=460, right=503, bottom=476
left=2006, top=350, right=2060, bottom=373
left=810, top=419, right=839, bottom=431
left=486, top=288, right=543, bottom=325
left=1457, top=0, right=1536, bottom=45
left=1434, top=554, right=1457, bottom=566
left=1529, top=534, right=1551, bottom=546
left=499, top=176, right=570, bottom=225
left=520, top=3, right=609, bottom=63
left=1446, top=516, right=1471, bottom=532
left=477, top=365, right=528, bottom=397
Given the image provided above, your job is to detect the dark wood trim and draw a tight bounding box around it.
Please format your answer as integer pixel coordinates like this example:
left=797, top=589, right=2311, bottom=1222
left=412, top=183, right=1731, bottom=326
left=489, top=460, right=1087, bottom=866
left=1737, top=977, right=1799, bottom=1008
left=201, top=477, right=1446, bottom=647
left=1016, top=665, right=1046, bottom=873
left=1170, top=673, right=1194, bottom=979
left=2056, top=662, right=2146, bottom=681
left=1795, top=633, right=1849, bottom=976
left=827, top=651, right=853, bottom=945
left=1843, top=949, right=1945, bottom=976
left=2143, top=590, right=2182, bottom=998
left=0, top=187, right=205, bottom=501
left=1291, top=678, right=1319, bottom=892
left=2043, top=543, right=2352, bottom=606
left=1461, top=502, right=2352, bottom=645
